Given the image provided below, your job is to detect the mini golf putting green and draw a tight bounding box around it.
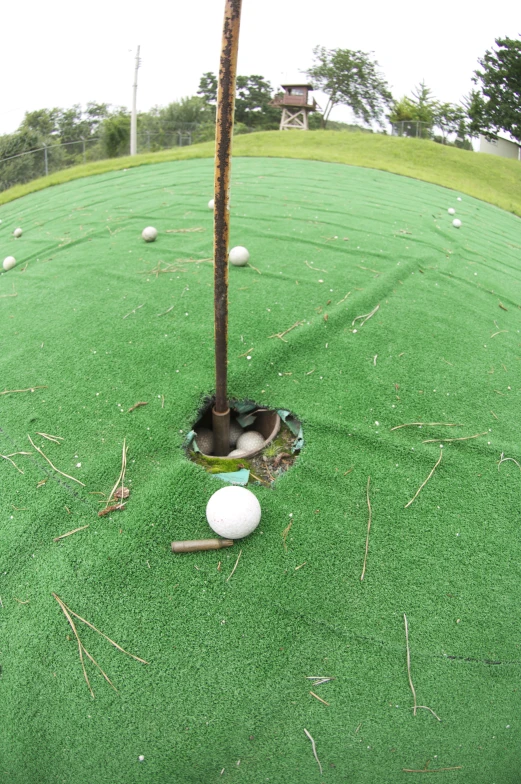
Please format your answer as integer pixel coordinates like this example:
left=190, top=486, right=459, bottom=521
left=1, top=157, right=520, bottom=783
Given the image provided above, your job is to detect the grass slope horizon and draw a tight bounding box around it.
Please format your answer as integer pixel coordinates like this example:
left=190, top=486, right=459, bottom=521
left=1, top=129, right=521, bottom=219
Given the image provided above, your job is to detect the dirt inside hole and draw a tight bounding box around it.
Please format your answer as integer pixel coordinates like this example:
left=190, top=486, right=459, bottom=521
left=186, top=402, right=301, bottom=487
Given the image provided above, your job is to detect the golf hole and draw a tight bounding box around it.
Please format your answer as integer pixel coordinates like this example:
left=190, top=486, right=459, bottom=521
left=186, top=398, right=302, bottom=487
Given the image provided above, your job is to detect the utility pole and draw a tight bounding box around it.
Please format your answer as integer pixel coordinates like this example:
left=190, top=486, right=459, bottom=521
left=130, top=45, right=141, bottom=156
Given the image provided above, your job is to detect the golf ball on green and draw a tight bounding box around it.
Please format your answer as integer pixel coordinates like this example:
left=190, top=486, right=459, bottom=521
left=452, top=219, right=462, bottom=228
left=208, top=199, right=214, bottom=209
left=142, top=226, right=158, bottom=242
left=229, top=246, right=250, bottom=266
left=448, top=208, right=455, bottom=215
left=13, top=228, right=22, bottom=238
left=3, top=256, right=16, bottom=271
left=206, top=486, right=261, bottom=539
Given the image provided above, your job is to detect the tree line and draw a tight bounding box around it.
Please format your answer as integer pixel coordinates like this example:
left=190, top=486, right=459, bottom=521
left=1, top=36, right=518, bottom=191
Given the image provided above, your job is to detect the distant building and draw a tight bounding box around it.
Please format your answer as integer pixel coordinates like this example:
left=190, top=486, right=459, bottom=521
left=271, top=84, right=317, bottom=130
left=479, top=134, right=520, bottom=161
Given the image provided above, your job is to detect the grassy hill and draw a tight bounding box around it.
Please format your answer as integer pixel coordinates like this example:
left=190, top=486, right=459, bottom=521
left=1, top=130, right=520, bottom=217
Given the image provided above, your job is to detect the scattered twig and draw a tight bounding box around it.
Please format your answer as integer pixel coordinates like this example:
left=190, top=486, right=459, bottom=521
left=104, top=439, right=128, bottom=508
left=269, top=320, right=305, bottom=343
left=498, top=453, right=521, bottom=472
left=295, top=562, right=307, bottom=571
left=0, top=386, right=47, bottom=396
left=226, top=549, right=242, bottom=582
left=490, top=410, right=498, bottom=420
left=281, top=521, right=293, bottom=551
left=360, top=476, right=372, bottom=581
left=351, top=303, right=380, bottom=327
left=247, top=263, right=261, bottom=275
left=404, top=613, right=417, bottom=715
left=161, top=394, right=165, bottom=409
left=0, top=286, right=18, bottom=299
left=413, top=706, right=441, bottom=722
left=122, top=304, right=144, bottom=319
left=53, top=525, right=90, bottom=541
left=36, top=432, right=64, bottom=444
left=309, top=691, right=330, bottom=706
left=1, top=454, right=26, bottom=474
left=336, top=291, right=351, bottom=305
left=403, top=761, right=462, bottom=773
left=14, top=598, right=30, bottom=604
left=357, top=264, right=381, bottom=274
left=391, top=422, right=462, bottom=431
left=304, top=369, right=315, bottom=375
left=498, top=302, right=508, bottom=311
left=52, top=592, right=148, bottom=697
left=304, top=260, right=328, bottom=273
left=422, top=432, right=487, bottom=444
left=303, top=729, right=323, bottom=775
left=98, top=503, right=126, bottom=517
left=128, top=402, right=148, bottom=413
left=165, top=227, right=204, bottom=233
left=405, top=448, right=443, bottom=508
left=27, top=434, right=85, bottom=486
left=238, top=347, right=254, bottom=357
left=157, top=305, right=174, bottom=317
left=491, top=330, right=508, bottom=338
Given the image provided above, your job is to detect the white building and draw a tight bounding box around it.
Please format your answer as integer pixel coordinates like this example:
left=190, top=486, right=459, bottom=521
left=479, top=134, right=520, bottom=161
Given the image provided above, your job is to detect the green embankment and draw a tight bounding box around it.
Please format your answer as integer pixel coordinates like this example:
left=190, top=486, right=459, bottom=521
left=0, top=152, right=520, bottom=784
left=2, top=130, right=521, bottom=217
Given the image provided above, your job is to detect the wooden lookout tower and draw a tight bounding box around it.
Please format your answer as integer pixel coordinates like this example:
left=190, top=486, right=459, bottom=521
left=271, top=84, right=317, bottom=130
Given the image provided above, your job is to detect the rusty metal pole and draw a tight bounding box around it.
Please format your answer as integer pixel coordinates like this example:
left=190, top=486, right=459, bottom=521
left=212, top=0, right=242, bottom=457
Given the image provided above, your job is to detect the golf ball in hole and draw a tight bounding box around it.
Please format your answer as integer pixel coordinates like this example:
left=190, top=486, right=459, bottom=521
left=228, top=449, right=247, bottom=458
left=13, top=228, right=22, bottom=238
left=448, top=208, right=455, bottom=215
left=229, top=246, right=250, bottom=266
left=229, top=420, right=244, bottom=447
left=452, top=219, right=462, bottom=228
left=206, top=486, right=261, bottom=539
left=142, top=226, right=158, bottom=242
left=3, top=256, right=16, bottom=271
left=236, top=431, right=265, bottom=452
left=208, top=199, right=214, bottom=209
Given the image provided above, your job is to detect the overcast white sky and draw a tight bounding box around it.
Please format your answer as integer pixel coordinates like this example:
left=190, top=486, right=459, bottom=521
left=1, top=0, right=518, bottom=135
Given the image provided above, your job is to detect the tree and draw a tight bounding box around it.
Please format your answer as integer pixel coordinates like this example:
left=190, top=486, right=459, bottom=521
left=234, top=75, right=279, bottom=128
left=470, top=36, right=521, bottom=143
left=305, top=46, right=393, bottom=128
left=198, top=72, right=279, bottom=129
left=198, top=72, right=218, bottom=106
left=433, top=102, right=467, bottom=144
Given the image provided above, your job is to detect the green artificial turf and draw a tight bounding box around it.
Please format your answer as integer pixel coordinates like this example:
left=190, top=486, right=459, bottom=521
left=1, top=157, right=521, bottom=784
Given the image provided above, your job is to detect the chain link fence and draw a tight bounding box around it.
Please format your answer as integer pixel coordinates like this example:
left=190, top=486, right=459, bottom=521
left=391, top=121, right=432, bottom=139
left=0, top=123, right=208, bottom=193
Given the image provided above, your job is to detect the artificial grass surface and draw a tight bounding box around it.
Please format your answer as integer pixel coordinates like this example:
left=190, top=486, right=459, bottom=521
left=0, top=156, right=520, bottom=783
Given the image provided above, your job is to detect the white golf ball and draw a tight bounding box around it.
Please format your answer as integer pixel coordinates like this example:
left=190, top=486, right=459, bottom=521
left=142, top=226, right=158, bottom=242
left=452, top=219, right=462, bottom=228
left=206, top=486, right=261, bottom=539
left=194, top=427, right=214, bottom=455
left=3, top=256, right=16, bottom=271
left=229, top=420, right=244, bottom=447
left=229, top=246, right=250, bottom=267
left=236, top=431, right=265, bottom=453
left=13, top=228, right=22, bottom=238
left=457, top=197, right=462, bottom=202
left=448, top=208, right=455, bottom=215
left=228, top=449, right=248, bottom=458
left=208, top=199, right=214, bottom=209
